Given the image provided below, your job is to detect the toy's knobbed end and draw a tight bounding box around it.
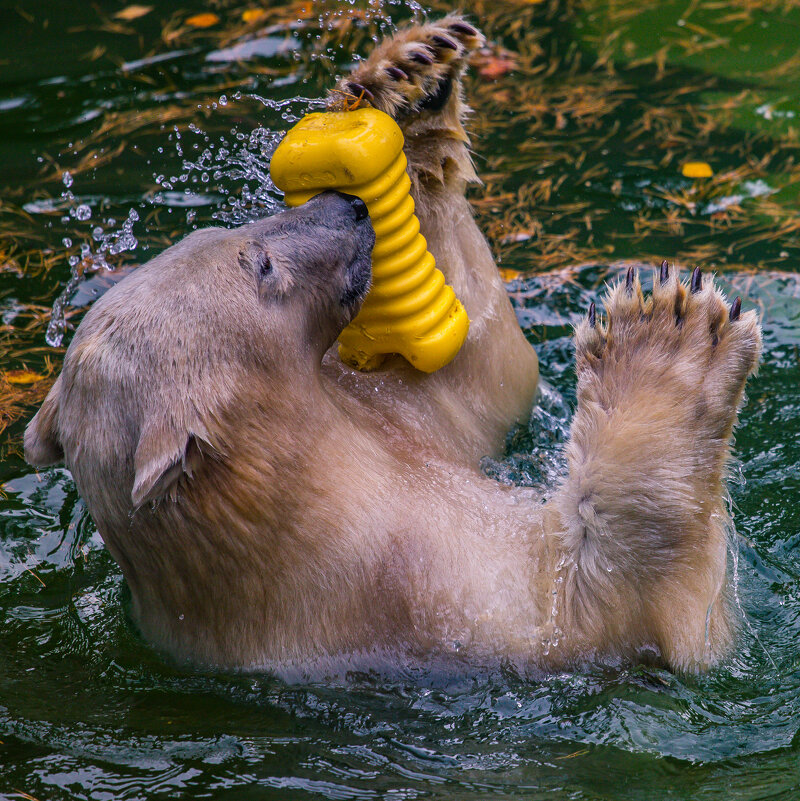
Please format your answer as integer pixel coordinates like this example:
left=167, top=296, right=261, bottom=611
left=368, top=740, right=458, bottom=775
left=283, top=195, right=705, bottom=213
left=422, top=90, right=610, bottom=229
left=270, top=108, right=404, bottom=195
left=270, top=107, right=470, bottom=374
left=405, top=299, right=470, bottom=373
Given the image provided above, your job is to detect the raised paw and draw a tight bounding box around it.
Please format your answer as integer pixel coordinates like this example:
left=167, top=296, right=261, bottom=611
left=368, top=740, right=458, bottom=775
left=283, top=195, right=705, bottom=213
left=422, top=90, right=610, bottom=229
left=574, top=263, right=761, bottom=443
left=560, top=262, right=762, bottom=671
left=328, top=16, right=484, bottom=121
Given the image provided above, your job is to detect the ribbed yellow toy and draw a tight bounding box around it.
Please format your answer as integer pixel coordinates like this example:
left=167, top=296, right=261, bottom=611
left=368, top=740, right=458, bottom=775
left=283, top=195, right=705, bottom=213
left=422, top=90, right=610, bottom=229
left=269, top=107, right=469, bottom=373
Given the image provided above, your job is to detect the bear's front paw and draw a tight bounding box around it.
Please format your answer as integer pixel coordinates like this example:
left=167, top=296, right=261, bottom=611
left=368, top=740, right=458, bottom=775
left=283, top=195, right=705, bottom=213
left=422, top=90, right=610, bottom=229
left=559, top=263, right=761, bottom=671
left=328, top=16, right=483, bottom=119
left=574, top=262, right=761, bottom=442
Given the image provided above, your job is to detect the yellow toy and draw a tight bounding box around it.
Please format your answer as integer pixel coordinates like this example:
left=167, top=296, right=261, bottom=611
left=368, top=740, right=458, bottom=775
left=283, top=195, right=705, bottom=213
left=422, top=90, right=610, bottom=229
left=270, top=107, right=469, bottom=373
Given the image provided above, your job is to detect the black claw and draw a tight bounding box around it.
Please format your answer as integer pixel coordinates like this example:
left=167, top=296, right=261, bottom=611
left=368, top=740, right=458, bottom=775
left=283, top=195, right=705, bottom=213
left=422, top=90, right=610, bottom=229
left=347, top=83, right=374, bottom=103
left=386, top=66, right=408, bottom=81
left=625, top=265, right=635, bottom=294
left=691, top=266, right=702, bottom=293
left=432, top=34, right=459, bottom=50
left=660, top=259, right=669, bottom=285
left=730, top=296, right=741, bottom=321
left=448, top=21, right=478, bottom=37
left=588, top=301, right=596, bottom=327
left=410, top=50, right=434, bottom=65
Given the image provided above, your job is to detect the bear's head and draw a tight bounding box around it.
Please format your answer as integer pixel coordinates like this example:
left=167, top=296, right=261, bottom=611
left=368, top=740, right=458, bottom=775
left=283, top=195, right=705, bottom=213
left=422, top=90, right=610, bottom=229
left=24, top=191, right=374, bottom=511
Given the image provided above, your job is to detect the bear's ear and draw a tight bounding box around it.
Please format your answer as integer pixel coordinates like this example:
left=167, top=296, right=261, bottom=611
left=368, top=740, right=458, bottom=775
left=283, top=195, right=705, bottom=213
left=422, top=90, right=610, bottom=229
left=132, top=421, right=211, bottom=508
left=24, top=376, right=65, bottom=467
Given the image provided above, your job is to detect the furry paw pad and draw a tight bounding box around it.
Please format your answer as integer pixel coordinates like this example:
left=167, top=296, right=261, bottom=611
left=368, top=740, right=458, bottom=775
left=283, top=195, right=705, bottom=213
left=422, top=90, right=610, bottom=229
left=574, top=262, right=761, bottom=439
left=328, top=16, right=484, bottom=119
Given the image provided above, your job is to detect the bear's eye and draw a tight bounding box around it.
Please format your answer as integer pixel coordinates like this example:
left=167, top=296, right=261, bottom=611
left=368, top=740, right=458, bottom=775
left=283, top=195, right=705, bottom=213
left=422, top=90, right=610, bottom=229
left=258, top=253, right=273, bottom=278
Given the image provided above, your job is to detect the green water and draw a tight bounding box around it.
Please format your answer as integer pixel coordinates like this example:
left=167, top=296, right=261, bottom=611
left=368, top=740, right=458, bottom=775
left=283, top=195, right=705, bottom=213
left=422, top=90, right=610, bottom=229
left=1, top=1, right=799, bottom=798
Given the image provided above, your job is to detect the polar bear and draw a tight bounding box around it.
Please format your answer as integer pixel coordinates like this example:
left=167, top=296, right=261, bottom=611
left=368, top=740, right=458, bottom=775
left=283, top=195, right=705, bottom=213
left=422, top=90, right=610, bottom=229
left=24, top=17, right=761, bottom=677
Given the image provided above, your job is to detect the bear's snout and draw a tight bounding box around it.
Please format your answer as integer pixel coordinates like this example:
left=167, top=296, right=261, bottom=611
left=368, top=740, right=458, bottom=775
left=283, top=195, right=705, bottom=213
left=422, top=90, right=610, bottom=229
left=320, top=190, right=371, bottom=225
left=310, top=189, right=372, bottom=229
left=342, top=193, right=369, bottom=222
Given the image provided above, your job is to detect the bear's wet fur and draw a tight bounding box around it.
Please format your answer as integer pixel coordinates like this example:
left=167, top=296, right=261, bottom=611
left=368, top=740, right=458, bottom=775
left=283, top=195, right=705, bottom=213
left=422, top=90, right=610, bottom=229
left=25, top=17, right=761, bottom=678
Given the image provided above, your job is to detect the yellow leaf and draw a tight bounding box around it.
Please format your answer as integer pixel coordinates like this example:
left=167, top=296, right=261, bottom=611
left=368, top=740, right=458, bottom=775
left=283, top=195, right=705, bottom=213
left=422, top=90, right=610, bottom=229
left=242, top=8, right=267, bottom=23
left=4, top=369, right=44, bottom=385
left=681, top=161, right=713, bottom=178
left=114, top=4, right=153, bottom=20
left=185, top=12, right=220, bottom=28
left=498, top=268, right=522, bottom=282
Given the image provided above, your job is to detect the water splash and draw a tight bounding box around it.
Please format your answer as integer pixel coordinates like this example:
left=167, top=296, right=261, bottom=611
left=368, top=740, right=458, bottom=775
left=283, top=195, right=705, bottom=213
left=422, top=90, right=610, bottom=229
left=48, top=92, right=324, bottom=345
left=155, top=92, right=326, bottom=227
left=46, top=172, right=140, bottom=347
left=481, top=381, right=571, bottom=492
left=728, top=511, right=780, bottom=673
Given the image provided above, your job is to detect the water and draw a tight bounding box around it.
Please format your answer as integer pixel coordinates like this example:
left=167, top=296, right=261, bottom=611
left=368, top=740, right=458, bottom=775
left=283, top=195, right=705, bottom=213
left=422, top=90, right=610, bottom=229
left=1, top=1, right=799, bottom=798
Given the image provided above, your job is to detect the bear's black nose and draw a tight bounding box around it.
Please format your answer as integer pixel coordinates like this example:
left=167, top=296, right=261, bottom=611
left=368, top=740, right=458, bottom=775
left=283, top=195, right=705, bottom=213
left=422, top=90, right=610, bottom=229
left=349, top=196, right=369, bottom=222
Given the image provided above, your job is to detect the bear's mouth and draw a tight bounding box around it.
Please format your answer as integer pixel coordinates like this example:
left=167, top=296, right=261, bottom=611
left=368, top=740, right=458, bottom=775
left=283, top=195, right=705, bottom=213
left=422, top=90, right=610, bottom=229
left=340, top=253, right=372, bottom=310
left=340, top=206, right=375, bottom=311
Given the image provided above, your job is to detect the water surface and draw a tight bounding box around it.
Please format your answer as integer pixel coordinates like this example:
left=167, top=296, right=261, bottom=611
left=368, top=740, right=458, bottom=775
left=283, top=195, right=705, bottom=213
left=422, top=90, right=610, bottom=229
left=1, top=1, right=799, bottom=798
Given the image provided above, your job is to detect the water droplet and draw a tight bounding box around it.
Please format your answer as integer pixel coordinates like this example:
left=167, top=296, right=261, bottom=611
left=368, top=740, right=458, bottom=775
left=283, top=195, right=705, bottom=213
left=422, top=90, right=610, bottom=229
left=62, top=171, right=73, bottom=188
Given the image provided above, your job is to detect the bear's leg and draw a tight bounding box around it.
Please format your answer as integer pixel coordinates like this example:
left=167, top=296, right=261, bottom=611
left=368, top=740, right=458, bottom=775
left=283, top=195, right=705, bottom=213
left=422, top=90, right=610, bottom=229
left=550, top=266, right=761, bottom=671
left=326, top=18, right=539, bottom=461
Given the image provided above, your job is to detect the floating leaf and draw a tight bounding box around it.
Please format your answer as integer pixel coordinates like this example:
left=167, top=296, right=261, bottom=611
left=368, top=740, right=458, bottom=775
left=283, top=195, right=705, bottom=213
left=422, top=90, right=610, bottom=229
left=681, top=161, right=714, bottom=178
left=4, top=369, right=44, bottom=385
left=498, top=268, right=523, bottom=282
left=289, top=2, right=317, bottom=20
left=242, top=8, right=267, bottom=24
left=82, top=44, right=107, bottom=62
left=114, top=5, right=153, bottom=21
left=477, top=56, right=516, bottom=80
left=185, top=12, right=220, bottom=28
